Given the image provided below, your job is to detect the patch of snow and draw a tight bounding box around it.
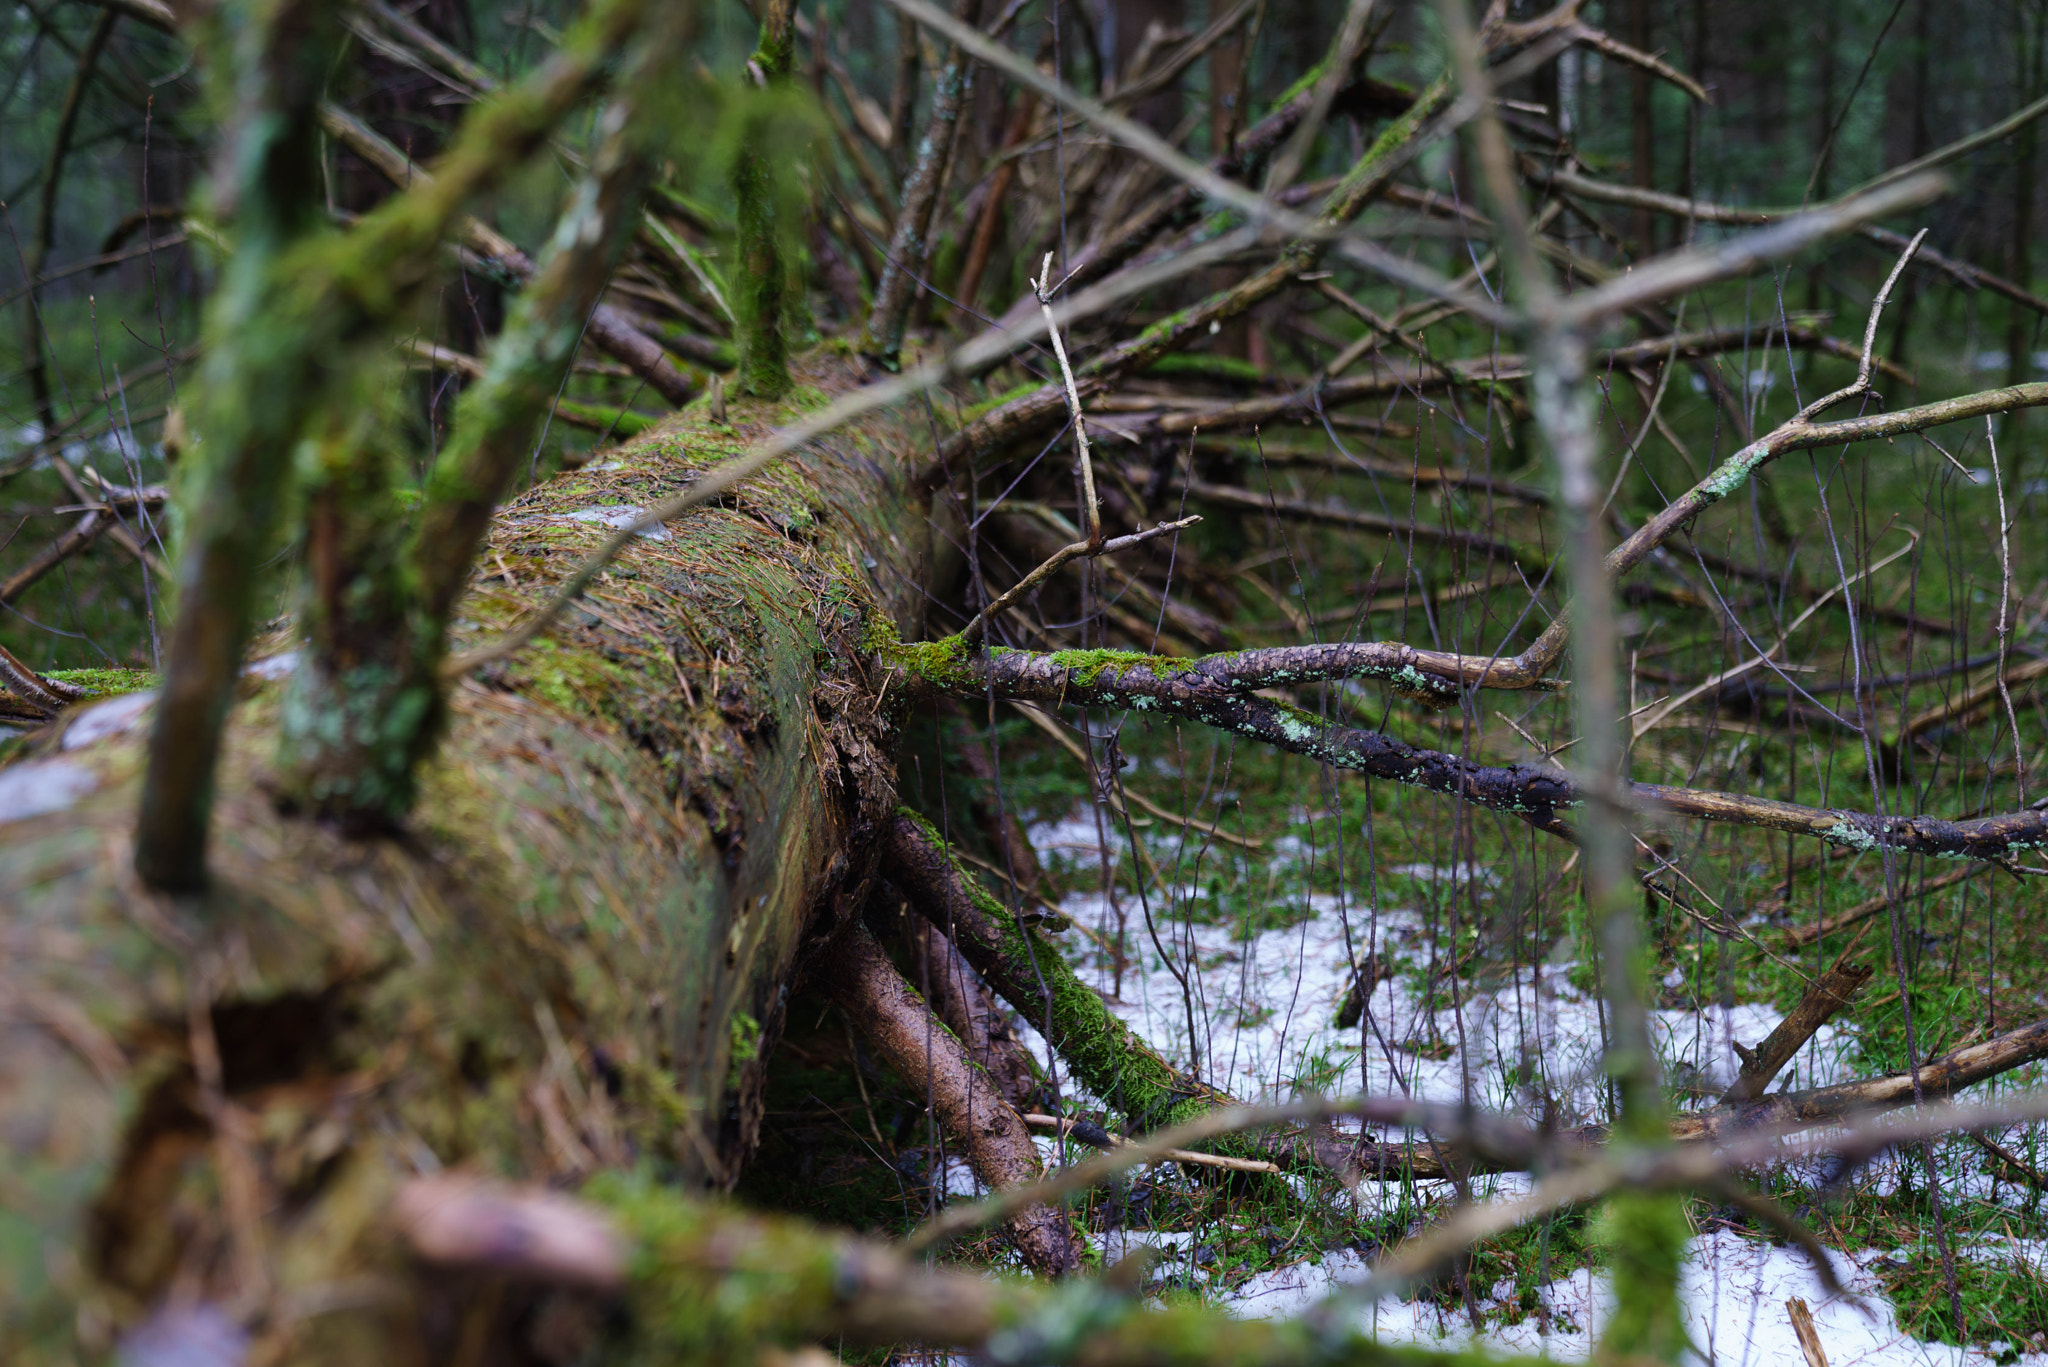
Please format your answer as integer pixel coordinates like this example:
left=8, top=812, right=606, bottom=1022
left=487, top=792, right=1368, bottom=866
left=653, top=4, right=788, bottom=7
left=243, top=650, right=299, bottom=680
left=0, top=758, right=97, bottom=824
left=980, top=818, right=2035, bottom=1365
left=1018, top=889, right=1850, bottom=1120
left=63, top=690, right=156, bottom=750
left=1028, top=812, right=1120, bottom=869
left=560, top=505, right=671, bottom=541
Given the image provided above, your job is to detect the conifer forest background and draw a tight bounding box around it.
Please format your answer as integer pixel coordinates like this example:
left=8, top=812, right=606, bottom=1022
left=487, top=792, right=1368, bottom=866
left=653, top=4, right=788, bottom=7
left=10, top=0, right=2048, bottom=1363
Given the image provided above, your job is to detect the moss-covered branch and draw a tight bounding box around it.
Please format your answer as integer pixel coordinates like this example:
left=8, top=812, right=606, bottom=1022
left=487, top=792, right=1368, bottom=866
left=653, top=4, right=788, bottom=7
left=587, top=1171, right=1552, bottom=1366
left=394, top=1171, right=1543, bottom=1366
left=875, top=630, right=2048, bottom=862
left=279, top=3, right=702, bottom=821
left=731, top=0, right=802, bottom=397
left=137, top=0, right=658, bottom=888
left=132, top=0, right=350, bottom=890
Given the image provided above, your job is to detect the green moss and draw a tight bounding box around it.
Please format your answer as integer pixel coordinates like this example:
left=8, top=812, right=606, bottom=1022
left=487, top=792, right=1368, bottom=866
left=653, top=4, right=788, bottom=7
left=727, top=1011, right=761, bottom=1088
left=870, top=629, right=992, bottom=693
left=553, top=398, right=657, bottom=437
left=45, top=668, right=158, bottom=697
left=514, top=635, right=634, bottom=720
left=1265, top=58, right=1328, bottom=112
left=1143, top=354, right=1264, bottom=386
left=1047, top=647, right=1177, bottom=687
left=589, top=1171, right=848, bottom=1364
left=775, top=384, right=830, bottom=418
left=958, top=379, right=1043, bottom=423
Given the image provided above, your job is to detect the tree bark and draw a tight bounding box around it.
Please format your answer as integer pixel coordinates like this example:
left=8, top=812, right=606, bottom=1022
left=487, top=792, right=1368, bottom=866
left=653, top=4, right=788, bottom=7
left=0, top=357, right=949, bottom=1364
left=827, top=922, right=1080, bottom=1275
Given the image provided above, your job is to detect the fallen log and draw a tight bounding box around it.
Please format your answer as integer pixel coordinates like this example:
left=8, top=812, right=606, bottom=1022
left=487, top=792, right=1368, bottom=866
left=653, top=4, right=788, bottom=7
left=0, top=360, right=947, bottom=1363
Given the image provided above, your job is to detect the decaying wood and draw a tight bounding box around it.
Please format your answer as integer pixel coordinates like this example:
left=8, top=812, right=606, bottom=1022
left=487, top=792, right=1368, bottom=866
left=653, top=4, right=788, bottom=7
left=906, top=915, right=1042, bottom=1112
left=880, top=812, right=1356, bottom=1180
left=1675, top=1012, right=2048, bottom=1142
left=1783, top=864, right=1990, bottom=948
left=0, top=363, right=940, bottom=1362
left=828, top=921, right=1080, bottom=1276
left=1787, top=1297, right=1830, bottom=1367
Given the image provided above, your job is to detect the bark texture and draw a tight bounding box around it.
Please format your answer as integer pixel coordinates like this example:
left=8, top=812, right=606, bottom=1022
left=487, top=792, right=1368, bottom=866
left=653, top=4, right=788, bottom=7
left=827, top=922, right=1079, bottom=1276
left=0, top=356, right=943, bottom=1365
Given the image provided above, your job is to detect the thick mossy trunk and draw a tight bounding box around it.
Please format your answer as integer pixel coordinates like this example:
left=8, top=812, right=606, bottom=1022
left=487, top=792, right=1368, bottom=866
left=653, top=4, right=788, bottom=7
left=0, top=355, right=947, bottom=1364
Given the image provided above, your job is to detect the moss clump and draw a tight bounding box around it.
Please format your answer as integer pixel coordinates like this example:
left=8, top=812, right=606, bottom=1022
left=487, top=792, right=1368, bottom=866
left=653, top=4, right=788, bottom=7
left=46, top=668, right=159, bottom=697
left=867, top=625, right=1011, bottom=695
left=1047, top=647, right=1178, bottom=687
left=553, top=398, right=656, bottom=437
left=1143, top=354, right=1265, bottom=386
left=957, top=379, right=1044, bottom=423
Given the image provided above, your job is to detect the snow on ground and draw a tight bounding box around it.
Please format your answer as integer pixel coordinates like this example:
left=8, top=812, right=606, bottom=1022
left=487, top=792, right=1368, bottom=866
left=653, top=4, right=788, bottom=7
left=1216, top=1232, right=2023, bottom=1366
left=992, top=828, right=2037, bottom=1364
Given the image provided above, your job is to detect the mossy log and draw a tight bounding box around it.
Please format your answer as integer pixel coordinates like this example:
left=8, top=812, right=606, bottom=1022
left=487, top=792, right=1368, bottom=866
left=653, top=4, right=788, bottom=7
left=0, top=355, right=949, bottom=1364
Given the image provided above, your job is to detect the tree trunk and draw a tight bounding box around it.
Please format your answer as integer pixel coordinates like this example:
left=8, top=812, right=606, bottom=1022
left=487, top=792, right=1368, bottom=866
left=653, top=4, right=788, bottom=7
left=0, top=357, right=950, bottom=1364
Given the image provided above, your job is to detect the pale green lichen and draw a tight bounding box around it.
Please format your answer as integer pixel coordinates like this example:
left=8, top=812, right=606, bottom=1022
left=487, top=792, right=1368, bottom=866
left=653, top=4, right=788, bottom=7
left=1821, top=819, right=1882, bottom=852
left=1391, top=664, right=1436, bottom=692
left=1270, top=703, right=1323, bottom=745
left=1698, top=440, right=1773, bottom=502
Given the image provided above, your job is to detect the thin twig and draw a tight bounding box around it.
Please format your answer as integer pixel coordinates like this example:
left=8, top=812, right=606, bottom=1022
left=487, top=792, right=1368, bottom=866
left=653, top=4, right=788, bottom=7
left=1988, top=416, right=2025, bottom=801
left=1020, top=1113, right=1282, bottom=1174
left=959, top=515, right=1197, bottom=644
left=1034, top=252, right=1102, bottom=549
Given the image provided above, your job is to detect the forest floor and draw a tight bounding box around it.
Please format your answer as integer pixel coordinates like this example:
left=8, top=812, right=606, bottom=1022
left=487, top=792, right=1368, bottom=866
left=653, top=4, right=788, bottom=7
left=751, top=673, right=2048, bottom=1366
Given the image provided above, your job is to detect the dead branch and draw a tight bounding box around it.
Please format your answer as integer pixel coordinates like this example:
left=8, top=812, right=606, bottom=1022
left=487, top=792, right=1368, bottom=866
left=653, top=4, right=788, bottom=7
left=0, top=508, right=113, bottom=606
left=1721, top=943, right=1874, bottom=1103
left=860, top=0, right=979, bottom=369
left=1784, top=864, right=1990, bottom=949
left=1171, top=478, right=1550, bottom=575
left=961, top=516, right=1199, bottom=643
left=1021, top=1113, right=1281, bottom=1175
left=1537, top=164, right=2048, bottom=319
left=892, top=634, right=2048, bottom=861
left=828, top=921, right=1081, bottom=1276
left=1675, top=1012, right=2048, bottom=1142
left=906, top=916, right=1043, bottom=1113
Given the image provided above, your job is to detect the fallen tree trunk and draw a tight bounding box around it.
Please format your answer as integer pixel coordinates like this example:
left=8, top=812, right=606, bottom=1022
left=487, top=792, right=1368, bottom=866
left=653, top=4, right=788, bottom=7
left=0, top=358, right=949, bottom=1363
